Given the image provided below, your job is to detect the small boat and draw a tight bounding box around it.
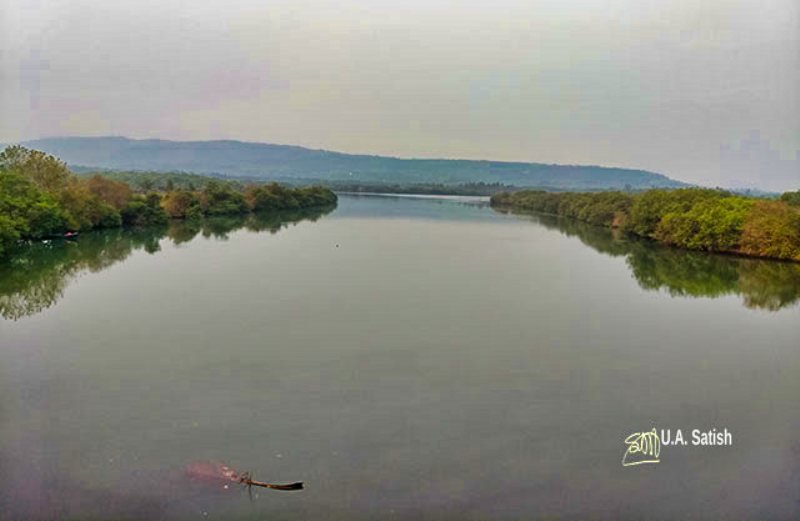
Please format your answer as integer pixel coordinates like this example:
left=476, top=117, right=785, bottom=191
left=64, top=231, right=80, bottom=240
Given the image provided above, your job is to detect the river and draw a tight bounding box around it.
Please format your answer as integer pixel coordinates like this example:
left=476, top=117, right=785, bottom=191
left=1, top=194, right=798, bottom=520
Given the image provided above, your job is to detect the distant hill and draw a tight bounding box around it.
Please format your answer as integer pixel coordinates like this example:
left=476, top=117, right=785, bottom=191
left=17, top=136, right=688, bottom=190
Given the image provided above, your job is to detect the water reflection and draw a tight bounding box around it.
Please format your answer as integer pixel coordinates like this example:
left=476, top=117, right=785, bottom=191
left=0, top=206, right=335, bottom=320
left=4, top=201, right=798, bottom=320
left=499, top=210, right=800, bottom=311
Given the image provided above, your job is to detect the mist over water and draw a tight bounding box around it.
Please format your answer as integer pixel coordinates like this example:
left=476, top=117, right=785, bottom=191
left=1, top=195, right=798, bottom=520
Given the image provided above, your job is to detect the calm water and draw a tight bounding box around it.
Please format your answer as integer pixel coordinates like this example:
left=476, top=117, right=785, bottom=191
left=1, top=195, right=798, bottom=520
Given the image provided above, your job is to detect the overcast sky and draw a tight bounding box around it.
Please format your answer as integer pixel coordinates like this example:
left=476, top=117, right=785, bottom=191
left=2, top=0, right=798, bottom=190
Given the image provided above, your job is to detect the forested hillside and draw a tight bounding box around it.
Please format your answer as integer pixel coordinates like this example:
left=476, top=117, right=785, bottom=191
left=19, top=137, right=687, bottom=190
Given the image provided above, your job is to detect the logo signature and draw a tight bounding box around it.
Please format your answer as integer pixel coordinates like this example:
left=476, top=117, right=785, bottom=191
left=622, top=428, right=661, bottom=467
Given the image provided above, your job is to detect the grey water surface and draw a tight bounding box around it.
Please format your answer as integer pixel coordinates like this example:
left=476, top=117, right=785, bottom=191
left=1, top=194, right=798, bottom=520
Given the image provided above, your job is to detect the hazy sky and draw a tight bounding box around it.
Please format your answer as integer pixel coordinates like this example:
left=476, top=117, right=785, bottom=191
left=2, top=0, right=798, bottom=190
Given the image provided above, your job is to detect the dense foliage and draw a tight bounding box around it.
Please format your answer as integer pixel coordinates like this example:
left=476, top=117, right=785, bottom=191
left=76, top=169, right=243, bottom=192
left=492, top=187, right=800, bottom=261
left=245, top=183, right=337, bottom=211
left=0, top=168, right=66, bottom=248
left=739, top=201, right=800, bottom=260
left=81, top=175, right=532, bottom=197
left=780, top=190, right=800, bottom=206
left=491, top=190, right=634, bottom=227
left=0, top=146, right=337, bottom=257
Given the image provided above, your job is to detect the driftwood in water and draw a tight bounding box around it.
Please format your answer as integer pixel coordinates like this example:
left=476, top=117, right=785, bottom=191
left=186, top=462, right=304, bottom=491
left=241, top=475, right=304, bottom=490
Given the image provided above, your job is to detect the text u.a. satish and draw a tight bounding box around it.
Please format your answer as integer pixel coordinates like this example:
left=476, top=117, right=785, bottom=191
left=660, top=428, right=732, bottom=446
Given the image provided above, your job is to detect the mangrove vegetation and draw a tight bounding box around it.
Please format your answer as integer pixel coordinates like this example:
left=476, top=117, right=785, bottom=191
left=0, top=146, right=337, bottom=256
left=491, top=188, right=800, bottom=262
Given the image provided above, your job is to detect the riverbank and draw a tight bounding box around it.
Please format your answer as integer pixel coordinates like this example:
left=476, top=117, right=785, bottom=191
left=491, top=188, right=800, bottom=262
left=0, top=146, right=337, bottom=257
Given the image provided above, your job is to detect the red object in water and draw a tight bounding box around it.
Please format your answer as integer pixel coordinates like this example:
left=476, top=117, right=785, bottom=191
left=186, top=462, right=239, bottom=484
left=64, top=231, right=79, bottom=239
left=185, top=462, right=303, bottom=491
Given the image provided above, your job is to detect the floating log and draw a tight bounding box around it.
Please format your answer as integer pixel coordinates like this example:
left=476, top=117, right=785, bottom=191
left=185, top=462, right=303, bottom=491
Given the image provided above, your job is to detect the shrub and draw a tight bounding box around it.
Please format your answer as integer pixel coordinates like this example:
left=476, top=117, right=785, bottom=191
left=654, top=197, right=753, bottom=251
left=121, top=194, right=168, bottom=226
left=739, top=201, right=800, bottom=260
left=779, top=190, right=800, bottom=207
left=245, top=185, right=284, bottom=211
left=162, top=189, right=201, bottom=218
left=201, top=181, right=248, bottom=215
left=626, top=188, right=728, bottom=237
left=0, top=169, right=67, bottom=239
left=85, top=175, right=133, bottom=210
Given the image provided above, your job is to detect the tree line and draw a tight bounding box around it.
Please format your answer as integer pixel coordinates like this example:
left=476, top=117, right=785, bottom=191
left=491, top=187, right=800, bottom=262
left=73, top=168, right=243, bottom=192
left=0, top=146, right=337, bottom=256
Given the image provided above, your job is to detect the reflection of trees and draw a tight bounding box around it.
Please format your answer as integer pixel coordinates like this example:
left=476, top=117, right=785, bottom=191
left=167, top=205, right=335, bottom=243
left=737, top=261, right=800, bottom=311
left=503, top=210, right=800, bottom=311
left=0, top=205, right=335, bottom=320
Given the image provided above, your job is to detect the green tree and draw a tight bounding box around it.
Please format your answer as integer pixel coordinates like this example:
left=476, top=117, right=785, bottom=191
left=739, top=201, right=800, bottom=260
left=626, top=188, right=728, bottom=237
left=245, top=185, right=282, bottom=211
left=654, top=197, right=753, bottom=251
left=0, top=169, right=66, bottom=246
left=201, top=180, right=247, bottom=215
left=85, top=175, right=133, bottom=209
left=57, top=179, right=121, bottom=230
left=121, top=193, right=168, bottom=226
left=0, top=146, right=71, bottom=193
left=779, top=190, right=800, bottom=207
left=162, top=189, right=201, bottom=218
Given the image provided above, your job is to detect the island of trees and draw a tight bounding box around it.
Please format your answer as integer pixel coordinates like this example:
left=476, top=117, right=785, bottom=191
left=491, top=188, right=800, bottom=262
left=0, top=146, right=337, bottom=257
